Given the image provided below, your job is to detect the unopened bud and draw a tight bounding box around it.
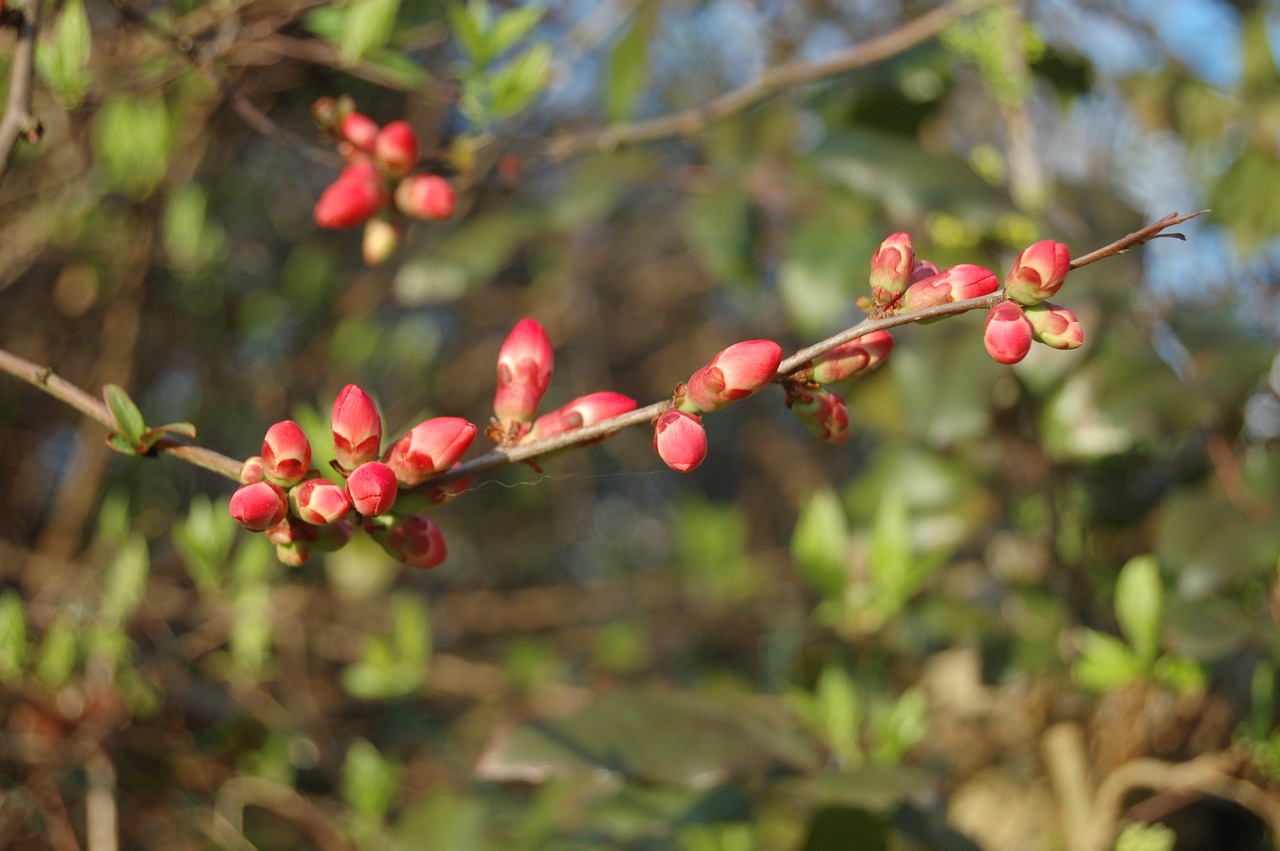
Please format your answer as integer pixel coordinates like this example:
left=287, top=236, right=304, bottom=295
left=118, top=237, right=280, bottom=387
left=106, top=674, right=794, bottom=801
left=374, top=120, right=419, bottom=176
left=983, top=301, right=1034, bottom=364
left=314, top=162, right=389, bottom=229
left=811, top=330, right=894, bottom=385
left=653, top=409, right=707, bottom=473
left=898, top=264, right=999, bottom=312
left=910, top=259, right=939, bottom=284
left=262, top=420, right=312, bottom=487
left=526, top=392, right=637, bottom=442
left=869, top=232, right=915, bottom=306
left=338, top=112, right=379, bottom=153
left=230, top=482, right=288, bottom=532
left=395, top=174, right=456, bottom=220
left=1005, top=240, right=1070, bottom=306
left=787, top=385, right=850, bottom=443
left=291, top=478, right=351, bottom=525
left=240, top=455, right=266, bottom=484
left=494, top=318, right=554, bottom=426
left=1024, top=302, right=1084, bottom=350
left=681, top=340, right=782, bottom=413
left=367, top=512, right=448, bottom=569
left=332, top=384, right=383, bottom=472
left=346, top=461, right=399, bottom=516
left=382, top=417, right=478, bottom=487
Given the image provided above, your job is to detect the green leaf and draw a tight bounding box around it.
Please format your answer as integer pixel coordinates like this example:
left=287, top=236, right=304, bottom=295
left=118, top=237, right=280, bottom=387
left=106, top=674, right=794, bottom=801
left=809, top=665, right=862, bottom=767
left=37, top=617, right=79, bottom=688
left=172, top=495, right=234, bottom=593
left=791, top=489, right=848, bottom=599
left=163, top=184, right=225, bottom=271
left=871, top=687, right=928, bottom=764
left=35, top=0, right=92, bottom=107
left=488, top=42, right=551, bottom=121
left=490, top=3, right=545, bottom=58
left=93, top=95, right=172, bottom=200
left=1152, top=655, right=1207, bottom=696
left=1114, top=554, right=1162, bottom=664
left=0, top=593, right=28, bottom=683
left=1072, top=629, right=1145, bottom=691
left=447, top=0, right=488, bottom=65
left=339, top=0, right=403, bottom=65
left=869, top=489, right=911, bottom=598
left=604, top=3, right=655, bottom=121
left=1114, top=821, right=1176, bottom=851
left=103, top=384, right=146, bottom=448
left=102, top=534, right=149, bottom=627
left=391, top=595, right=430, bottom=672
left=344, top=738, right=403, bottom=820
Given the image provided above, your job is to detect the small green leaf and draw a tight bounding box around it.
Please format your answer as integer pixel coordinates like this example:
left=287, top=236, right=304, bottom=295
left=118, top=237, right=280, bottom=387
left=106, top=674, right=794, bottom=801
left=344, top=738, right=403, bottom=820
left=103, top=384, right=146, bottom=447
left=391, top=595, right=430, bottom=672
left=490, top=3, right=545, bottom=57
left=488, top=42, right=551, bottom=120
left=102, top=533, right=149, bottom=627
left=791, top=489, right=848, bottom=599
left=869, top=489, right=911, bottom=596
left=1115, top=554, right=1163, bottom=664
left=172, top=495, right=234, bottom=592
left=340, top=0, right=402, bottom=65
left=137, top=422, right=198, bottom=451
left=811, top=665, right=862, bottom=767
left=604, top=3, right=655, bottom=121
left=447, top=0, right=488, bottom=64
left=37, top=618, right=79, bottom=688
left=93, top=95, right=172, bottom=200
left=1152, top=655, right=1207, bottom=696
left=1072, top=629, right=1145, bottom=691
left=0, top=593, right=28, bottom=684
left=35, top=0, right=92, bottom=107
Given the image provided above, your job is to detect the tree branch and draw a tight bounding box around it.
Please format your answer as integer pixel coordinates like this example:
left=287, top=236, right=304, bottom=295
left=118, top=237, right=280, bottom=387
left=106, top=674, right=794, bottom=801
left=0, top=0, right=43, bottom=186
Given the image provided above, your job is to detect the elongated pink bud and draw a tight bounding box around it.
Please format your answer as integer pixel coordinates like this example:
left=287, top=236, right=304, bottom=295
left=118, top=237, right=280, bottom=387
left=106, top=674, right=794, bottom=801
left=787, top=385, right=850, bottom=443
left=332, top=384, right=383, bottom=472
left=291, top=478, right=351, bottom=525
left=526, top=391, right=638, bottom=441
left=374, top=120, right=419, bottom=176
left=494, top=318, right=554, bottom=425
left=682, top=340, right=782, bottom=413
left=870, top=232, right=915, bottom=306
left=345, top=461, right=398, bottom=516
left=395, top=174, right=456, bottom=220
left=1005, top=240, right=1070, bottom=306
left=1024, top=302, right=1084, bottom=350
left=984, top=301, right=1034, bottom=364
left=654, top=409, right=707, bottom=472
left=897, top=264, right=999, bottom=312
left=262, top=420, right=312, bottom=486
left=315, top=162, right=389, bottom=229
left=230, top=482, right=288, bottom=532
left=812, top=330, right=894, bottom=385
left=368, top=513, right=448, bottom=569
left=383, top=417, right=478, bottom=487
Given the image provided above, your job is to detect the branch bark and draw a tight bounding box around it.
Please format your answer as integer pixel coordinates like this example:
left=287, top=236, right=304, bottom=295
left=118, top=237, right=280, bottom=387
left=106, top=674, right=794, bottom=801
left=0, top=0, right=43, bottom=186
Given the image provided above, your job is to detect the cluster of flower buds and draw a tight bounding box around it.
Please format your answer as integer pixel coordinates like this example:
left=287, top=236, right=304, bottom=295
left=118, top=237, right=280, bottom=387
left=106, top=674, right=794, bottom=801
left=229, top=385, right=478, bottom=568
left=311, top=96, right=457, bottom=265
left=784, top=329, right=894, bottom=443
left=982, top=239, right=1081, bottom=364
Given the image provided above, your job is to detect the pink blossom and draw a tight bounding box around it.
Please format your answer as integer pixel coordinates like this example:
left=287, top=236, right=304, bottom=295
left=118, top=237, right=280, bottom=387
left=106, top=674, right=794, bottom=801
left=1024, top=302, right=1084, bottom=350
left=262, top=420, right=312, bottom=486
left=291, top=478, right=351, bottom=525
left=527, top=391, right=637, bottom=441
left=345, top=461, right=399, bottom=517
left=374, top=120, right=419, bottom=176
left=811, top=330, right=894, bottom=385
left=1005, top=240, right=1071, bottom=306
left=869, top=232, right=915, bottom=306
left=897, top=264, right=999, bottom=312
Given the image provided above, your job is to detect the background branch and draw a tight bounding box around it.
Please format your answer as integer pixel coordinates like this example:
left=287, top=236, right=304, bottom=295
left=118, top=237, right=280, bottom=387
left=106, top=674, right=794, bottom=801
left=0, top=0, right=43, bottom=186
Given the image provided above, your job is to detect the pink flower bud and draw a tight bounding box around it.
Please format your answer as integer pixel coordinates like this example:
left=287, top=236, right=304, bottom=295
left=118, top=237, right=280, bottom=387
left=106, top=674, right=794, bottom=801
left=362, top=217, right=401, bottom=266
left=683, top=340, right=783, bottom=413
left=653, top=409, right=707, bottom=473
left=275, top=541, right=312, bottom=567
left=494, top=318, right=554, bottom=425
left=1004, top=240, right=1070, bottom=306
left=262, top=420, right=312, bottom=486
left=869, top=232, right=915, bottom=306
left=338, top=112, right=379, bottom=153
left=345, top=461, right=399, bottom=516
left=526, top=391, right=638, bottom=441
left=910, top=259, right=939, bottom=284
left=1024, top=302, right=1084, bottom=350
left=266, top=515, right=320, bottom=546
left=787, top=385, right=850, bottom=443
left=290, top=478, right=351, bottom=525
left=314, top=162, right=389, bottom=229
left=240, top=455, right=266, bottom=484
left=382, top=417, right=478, bottom=487
left=811, top=330, right=894, bottom=385
left=395, top=174, right=456, bottom=220
left=983, top=301, right=1034, bottom=365
left=368, top=512, right=448, bottom=569
left=374, top=120, right=419, bottom=176
left=897, top=264, right=999, bottom=312
left=332, top=384, right=383, bottom=472
left=229, top=482, right=288, bottom=532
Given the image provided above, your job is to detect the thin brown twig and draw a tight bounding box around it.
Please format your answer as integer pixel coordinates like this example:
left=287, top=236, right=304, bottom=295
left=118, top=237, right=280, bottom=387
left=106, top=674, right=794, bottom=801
left=0, top=0, right=43, bottom=186
left=544, top=0, right=1001, bottom=159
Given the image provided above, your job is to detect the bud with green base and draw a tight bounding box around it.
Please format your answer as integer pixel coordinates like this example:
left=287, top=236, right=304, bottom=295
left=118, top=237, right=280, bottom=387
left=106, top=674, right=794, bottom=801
left=1024, top=302, right=1083, bottom=350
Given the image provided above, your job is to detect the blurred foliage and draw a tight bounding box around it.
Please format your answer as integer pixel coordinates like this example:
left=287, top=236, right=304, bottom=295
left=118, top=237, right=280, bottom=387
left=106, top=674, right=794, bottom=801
left=1, top=0, right=1279, bottom=849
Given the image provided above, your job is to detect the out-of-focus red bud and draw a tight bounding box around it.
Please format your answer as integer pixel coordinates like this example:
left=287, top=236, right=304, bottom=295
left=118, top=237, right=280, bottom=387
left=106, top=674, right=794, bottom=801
left=312, top=518, right=354, bottom=552
left=494, top=318, right=554, bottom=425
left=332, top=384, right=383, bottom=472
left=339, top=112, right=379, bottom=153
left=1005, top=240, right=1071, bottom=306
left=897, top=264, right=999, bottom=312
left=787, top=385, right=850, bottom=443
left=345, top=461, right=398, bottom=516
left=984, top=301, right=1034, bottom=364
left=910, top=259, right=939, bottom=284
left=314, top=162, right=389, bottom=229
left=682, top=340, right=782, bottom=413
left=394, top=174, right=456, bottom=220
left=374, top=120, right=419, bottom=176
left=291, top=478, right=351, bottom=525
left=382, top=417, right=478, bottom=487
left=262, top=420, right=312, bottom=486
left=526, top=391, right=638, bottom=441
left=812, top=330, right=894, bottom=385
left=240, top=455, right=266, bottom=484
left=653, top=409, right=707, bottom=473
left=362, top=217, right=401, bottom=266
left=230, top=482, right=288, bottom=532
left=367, top=513, right=448, bottom=569
left=1024, top=302, right=1084, bottom=350
left=869, top=232, right=915, bottom=306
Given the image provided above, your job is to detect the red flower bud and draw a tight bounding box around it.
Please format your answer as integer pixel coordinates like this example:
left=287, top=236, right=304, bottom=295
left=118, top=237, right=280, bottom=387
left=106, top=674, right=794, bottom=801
left=374, top=120, right=419, bottom=176
left=910, top=259, right=939, bottom=284
left=290, top=478, right=351, bottom=525
left=262, top=420, right=312, bottom=486
left=869, top=232, right=915, bottom=306
left=811, top=330, right=894, bottom=385
left=787, top=385, right=850, bottom=443
left=898, top=264, right=999, bottom=312
left=1005, top=240, right=1070, bottom=306
left=368, top=512, right=448, bottom=569
left=526, top=391, right=638, bottom=441
left=395, top=174, right=456, bottom=220
left=230, top=482, right=288, bottom=532
left=983, top=301, right=1034, bottom=364
left=345, top=461, right=399, bottom=516
left=383, top=417, right=478, bottom=487
left=332, top=384, right=383, bottom=472
left=339, top=112, right=379, bottom=153
left=683, top=340, right=782, bottom=413
left=240, top=455, right=267, bottom=484
left=1024, top=302, right=1084, bottom=350
left=654, top=409, right=707, bottom=473
left=362, top=216, right=401, bottom=266
left=494, top=318, right=554, bottom=425
left=314, top=162, right=389, bottom=229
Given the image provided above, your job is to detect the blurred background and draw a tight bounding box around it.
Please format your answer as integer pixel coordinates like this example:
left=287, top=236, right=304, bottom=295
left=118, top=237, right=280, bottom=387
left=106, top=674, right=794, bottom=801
left=1, top=0, right=1279, bottom=848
